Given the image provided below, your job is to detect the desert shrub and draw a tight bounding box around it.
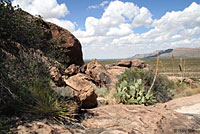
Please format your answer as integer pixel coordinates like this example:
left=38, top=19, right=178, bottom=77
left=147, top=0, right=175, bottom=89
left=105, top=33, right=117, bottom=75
left=115, top=79, right=156, bottom=105
left=1, top=0, right=71, bottom=69
left=0, top=0, right=47, bottom=49
left=115, top=68, right=174, bottom=105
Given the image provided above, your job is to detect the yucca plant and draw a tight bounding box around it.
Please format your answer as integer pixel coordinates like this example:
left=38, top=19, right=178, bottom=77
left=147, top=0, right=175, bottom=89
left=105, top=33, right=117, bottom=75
left=0, top=116, right=14, bottom=134
left=171, top=54, right=175, bottom=76
left=148, top=55, right=159, bottom=95
left=179, top=58, right=184, bottom=83
left=14, top=80, right=77, bottom=124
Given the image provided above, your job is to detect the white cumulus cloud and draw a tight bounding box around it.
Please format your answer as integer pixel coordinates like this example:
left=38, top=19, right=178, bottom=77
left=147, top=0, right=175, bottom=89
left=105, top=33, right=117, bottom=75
left=74, top=1, right=154, bottom=59
left=12, top=0, right=69, bottom=19
left=74, top=1, right=200, bottom=59
left=132, top=7, right=153, bottom=28
left=153, top=2, right=200, bottom=33
left=12, top=0, right=75, bottom=32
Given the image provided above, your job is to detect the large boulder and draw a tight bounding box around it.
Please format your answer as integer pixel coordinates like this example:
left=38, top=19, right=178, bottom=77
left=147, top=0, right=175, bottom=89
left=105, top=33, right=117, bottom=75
left=86, top=59, right=111, bottom=87
left=107, top=66, right=128, bottom=87
left=131, top=59, right=145, bottom=68
left=114, top=60, right=132, bottom=67
left=63, top=73, right=97, bottom=108
left=113, top=59, right=147, bottom=68
left=46, top=22, right=84, bottom=66
left=131, top=59, right=152, bottom=71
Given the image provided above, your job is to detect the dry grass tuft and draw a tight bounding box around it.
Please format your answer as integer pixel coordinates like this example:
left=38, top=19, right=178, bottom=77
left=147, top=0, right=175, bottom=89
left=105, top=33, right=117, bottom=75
left=174, top=82, right=200, bottom=98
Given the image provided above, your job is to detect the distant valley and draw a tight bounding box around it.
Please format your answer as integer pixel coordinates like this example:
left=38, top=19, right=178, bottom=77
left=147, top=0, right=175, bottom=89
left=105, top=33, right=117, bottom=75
left=132, top=47, right=200, bottom=59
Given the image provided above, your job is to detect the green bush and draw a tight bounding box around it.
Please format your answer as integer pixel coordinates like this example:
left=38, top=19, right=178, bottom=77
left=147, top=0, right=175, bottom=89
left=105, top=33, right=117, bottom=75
left=115, top=79, right=156, bottom=105
left=0, top=0, right=47, bottom=48
left=115, top=68, right=174, bottom=105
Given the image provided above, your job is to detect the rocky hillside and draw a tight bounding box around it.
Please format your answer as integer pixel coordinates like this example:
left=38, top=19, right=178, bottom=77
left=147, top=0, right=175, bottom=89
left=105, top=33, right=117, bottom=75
left=132, top=47, right=200, bottom=59
left=0, top=6, right=84, bottom=108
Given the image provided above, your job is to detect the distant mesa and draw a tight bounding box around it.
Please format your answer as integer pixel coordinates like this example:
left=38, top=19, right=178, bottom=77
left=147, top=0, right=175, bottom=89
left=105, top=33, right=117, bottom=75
left=132, top=47, right=200, bottom=59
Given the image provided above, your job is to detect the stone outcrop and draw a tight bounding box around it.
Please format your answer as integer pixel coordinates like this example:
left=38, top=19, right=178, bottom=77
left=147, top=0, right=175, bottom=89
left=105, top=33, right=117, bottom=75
left=16, top=121, right=73, bottom=134
left=16, top=94, right=200, bottom=134
left=59, top=58, right=152, bottom=108
left=64, top=64, right=80, bottom=76
left=49, top=66, right=64, bottom=86
left=112, top=59, right=151, bottom=69
left=82, top=104, right=200, bottom=134
left=46, top=22, right=84, bottom=66
left=0, top=9, right=154, bottom=109
left=0, top=11, right=85, bottom=108
left=114, top=59, right=132, bottom=67
left=63, top=73, right=97, bottom=108
left=85, top=59, right=111, bottom=87
left=166, top=93, right=200, bottom=115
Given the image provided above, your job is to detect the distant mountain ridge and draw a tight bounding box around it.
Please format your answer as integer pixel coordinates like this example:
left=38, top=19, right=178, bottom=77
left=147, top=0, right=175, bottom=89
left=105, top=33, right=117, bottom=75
left=132, top=47, right=200, bottom=59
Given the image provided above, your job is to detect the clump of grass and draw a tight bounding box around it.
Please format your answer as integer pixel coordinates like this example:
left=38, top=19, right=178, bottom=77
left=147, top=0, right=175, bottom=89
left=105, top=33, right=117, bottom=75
left=95, top=87, right=109, bottom=97
left=0, top=116, right=14, bottom=134
left=1, top=79, right=77, bottom=125
left=25, top=81, right=76, bottom=123
left=174, top=82, right=200, bottom=98
left=95, top=87, right=118, bottom=105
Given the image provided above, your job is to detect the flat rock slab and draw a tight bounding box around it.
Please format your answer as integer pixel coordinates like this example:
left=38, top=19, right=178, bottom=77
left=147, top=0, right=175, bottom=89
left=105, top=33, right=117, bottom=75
left=175, top=103, right=200, bottom=115
left=16, top=94, right=200, bottom=134
left=83, top=104, right=200, bottom=134
left=166, top=93, right=200, bottom=112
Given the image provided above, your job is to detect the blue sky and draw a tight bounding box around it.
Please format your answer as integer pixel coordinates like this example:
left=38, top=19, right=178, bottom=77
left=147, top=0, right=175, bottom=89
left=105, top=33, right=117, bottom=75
left=12, top=0, right=200, bottom=59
